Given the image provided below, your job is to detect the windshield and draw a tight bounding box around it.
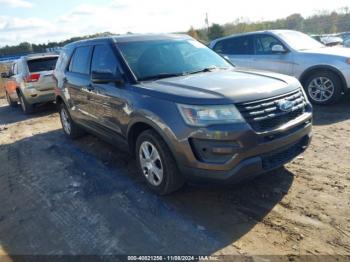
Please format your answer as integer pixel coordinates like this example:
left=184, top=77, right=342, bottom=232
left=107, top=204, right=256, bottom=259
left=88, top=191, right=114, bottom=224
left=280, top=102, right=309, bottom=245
left=277, top=31, right=325, bottom=51
left=117, top=39, right=232, bottom=81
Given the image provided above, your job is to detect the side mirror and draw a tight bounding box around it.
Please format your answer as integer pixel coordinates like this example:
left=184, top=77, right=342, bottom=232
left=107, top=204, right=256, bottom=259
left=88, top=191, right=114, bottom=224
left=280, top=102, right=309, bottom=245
left=271, top=44, right=287, bottom=53
left=91, top=71, right=124, bottom=85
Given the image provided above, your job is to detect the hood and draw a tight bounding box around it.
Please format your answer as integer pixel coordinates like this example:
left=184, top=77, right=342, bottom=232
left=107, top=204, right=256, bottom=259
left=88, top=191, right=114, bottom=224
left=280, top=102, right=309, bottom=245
left=136, top=69, right=301, bottom=104
left=301, top=47, right=350, bottom=57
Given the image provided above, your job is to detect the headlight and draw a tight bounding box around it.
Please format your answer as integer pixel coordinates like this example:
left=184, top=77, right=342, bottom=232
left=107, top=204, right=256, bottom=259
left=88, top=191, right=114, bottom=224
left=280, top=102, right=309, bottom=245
left=177, top=104, right=243, bottom=127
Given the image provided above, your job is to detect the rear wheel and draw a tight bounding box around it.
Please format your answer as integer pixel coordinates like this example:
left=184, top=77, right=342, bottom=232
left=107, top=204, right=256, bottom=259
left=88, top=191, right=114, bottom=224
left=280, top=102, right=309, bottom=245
left=304, top=71, right=343, bottom=105
left=6, top=92, right=17, bottom=107
left=18, top=91, right=34, bottom=114
left=59, top=103, right=85, bottom=139
left=136, top=129, right=185, bottom=195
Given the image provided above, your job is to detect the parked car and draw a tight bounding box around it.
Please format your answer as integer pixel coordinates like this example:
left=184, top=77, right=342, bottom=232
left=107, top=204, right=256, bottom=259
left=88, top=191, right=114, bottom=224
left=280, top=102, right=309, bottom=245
left=54, top=34, right=312, bottom=195
left=311, top=35, right=343, bottom=46
left=320, top=36, right=343, bottom=47
left=344, top=39, right=350, bottom=48
left=336, top=32, right=350, bottom=43
left=210, top=30, right=350, bottom=105
left=4, top=53, right=59, bottom=113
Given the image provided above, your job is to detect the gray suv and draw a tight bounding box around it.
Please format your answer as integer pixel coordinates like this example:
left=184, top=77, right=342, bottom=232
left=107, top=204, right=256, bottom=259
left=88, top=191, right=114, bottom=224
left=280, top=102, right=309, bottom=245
left=210, top=30, right=350, bottom=105
left=54, top=34, right=312, bottom=195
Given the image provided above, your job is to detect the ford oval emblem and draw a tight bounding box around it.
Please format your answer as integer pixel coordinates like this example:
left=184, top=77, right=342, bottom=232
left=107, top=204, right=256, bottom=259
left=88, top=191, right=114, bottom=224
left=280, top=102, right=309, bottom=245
left=278, top=100, right=294, bottom=112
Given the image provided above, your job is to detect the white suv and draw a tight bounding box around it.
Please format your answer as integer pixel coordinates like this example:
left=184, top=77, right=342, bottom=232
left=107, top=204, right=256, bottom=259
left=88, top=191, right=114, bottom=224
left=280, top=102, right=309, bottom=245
left=210, top=30, right=350, bottom=105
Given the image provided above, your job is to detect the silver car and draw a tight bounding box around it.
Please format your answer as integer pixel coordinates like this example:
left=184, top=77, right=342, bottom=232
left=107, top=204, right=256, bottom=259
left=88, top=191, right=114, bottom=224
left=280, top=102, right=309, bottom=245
left=6, top=53, right=58, bottom=113
left=210, top=30, right=350, bottom=105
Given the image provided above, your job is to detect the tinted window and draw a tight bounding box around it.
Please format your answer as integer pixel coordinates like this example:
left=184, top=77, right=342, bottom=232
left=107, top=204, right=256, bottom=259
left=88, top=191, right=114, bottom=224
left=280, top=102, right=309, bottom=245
left=91, top=45, right=118, bottom=74
left=212, top=41, right=224, bottom=53
left=27, top=57, right=58, bottom=72
left=215, top=36, right=254, bottom=55
left=255, top=35, right=284, bottom=54
left=118, top=40, right=231, bottom=80
left=69, top=46, right=92, bottom=75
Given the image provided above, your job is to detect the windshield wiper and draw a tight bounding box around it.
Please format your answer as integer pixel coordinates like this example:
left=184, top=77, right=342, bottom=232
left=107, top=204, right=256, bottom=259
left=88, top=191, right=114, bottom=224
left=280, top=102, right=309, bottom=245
left=186, top=67, right=230, bottom=75
left=138, top=73, right=185, bottom=81
left=138, top=67, right=231, bottom=81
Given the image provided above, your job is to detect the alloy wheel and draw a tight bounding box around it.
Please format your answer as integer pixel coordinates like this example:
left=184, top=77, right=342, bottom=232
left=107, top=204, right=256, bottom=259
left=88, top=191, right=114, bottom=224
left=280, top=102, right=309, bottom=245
left=307, top=76, right=335, bottom=102
left=139, top=141, right=164, bottom=186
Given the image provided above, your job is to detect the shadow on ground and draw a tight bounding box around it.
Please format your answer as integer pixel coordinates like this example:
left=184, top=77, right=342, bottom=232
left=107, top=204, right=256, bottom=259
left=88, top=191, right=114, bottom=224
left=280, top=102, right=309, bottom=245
left=312, top=93, right=350, bottom=126
left=0, top=102, right=57, bottom=126
left=0, top=129, right=294, bottom=256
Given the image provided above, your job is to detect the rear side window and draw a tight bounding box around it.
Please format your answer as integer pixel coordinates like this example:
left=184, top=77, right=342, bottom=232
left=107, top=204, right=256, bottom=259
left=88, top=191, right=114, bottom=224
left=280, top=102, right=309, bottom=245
left=27, top=57, right=58, bottom=73
left=91, top=45, right=119, bottom=74
left=214, top=36, right=254, bottom=55
left=69, top=46, right=92, bottom=75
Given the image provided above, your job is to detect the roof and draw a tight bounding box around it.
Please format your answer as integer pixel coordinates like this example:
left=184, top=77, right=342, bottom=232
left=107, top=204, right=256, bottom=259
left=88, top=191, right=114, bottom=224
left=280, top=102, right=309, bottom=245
left=112, top=33, right=191, bottom=43
left=210, top=29, right=298, bottom=44
left=24, top=53, right=59, bottom=60
left=64, top=33, right=192, bottom=48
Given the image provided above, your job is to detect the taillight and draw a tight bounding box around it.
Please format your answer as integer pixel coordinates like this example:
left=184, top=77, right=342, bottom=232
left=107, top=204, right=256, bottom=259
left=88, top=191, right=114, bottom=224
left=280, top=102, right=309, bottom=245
left=25, top=73, right=40, bottom=83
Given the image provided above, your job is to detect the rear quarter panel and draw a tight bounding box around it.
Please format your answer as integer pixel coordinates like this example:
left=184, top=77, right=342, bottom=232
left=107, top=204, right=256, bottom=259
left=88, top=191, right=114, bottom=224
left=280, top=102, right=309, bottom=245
left=5, top=79, right=17, bottom=95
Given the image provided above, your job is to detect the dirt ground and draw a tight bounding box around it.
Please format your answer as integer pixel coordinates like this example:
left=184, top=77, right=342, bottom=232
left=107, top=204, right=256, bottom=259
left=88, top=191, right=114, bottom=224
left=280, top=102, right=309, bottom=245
left=0, top=80, right=5, bottom=98
left=0, top=95, right=349, bottom=260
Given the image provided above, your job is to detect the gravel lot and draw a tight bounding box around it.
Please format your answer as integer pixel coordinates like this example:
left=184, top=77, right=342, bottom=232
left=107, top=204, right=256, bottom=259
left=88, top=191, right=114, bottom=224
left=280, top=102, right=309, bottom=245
left=0, top=96, right=349, bottom=259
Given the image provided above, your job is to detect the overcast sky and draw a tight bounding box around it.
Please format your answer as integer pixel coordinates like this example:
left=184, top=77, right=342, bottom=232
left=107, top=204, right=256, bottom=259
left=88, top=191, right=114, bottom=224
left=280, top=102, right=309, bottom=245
left=0, top=0, right=349, bottom=47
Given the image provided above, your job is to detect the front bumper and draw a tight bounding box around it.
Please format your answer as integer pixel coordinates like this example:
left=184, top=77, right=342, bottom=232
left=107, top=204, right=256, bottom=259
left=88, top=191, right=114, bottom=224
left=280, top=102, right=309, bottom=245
left=174, top=111, right=312, bottom=183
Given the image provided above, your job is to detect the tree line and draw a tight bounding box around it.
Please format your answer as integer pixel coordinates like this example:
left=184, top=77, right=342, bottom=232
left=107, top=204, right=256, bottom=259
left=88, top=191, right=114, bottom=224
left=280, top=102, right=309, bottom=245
left=189, top=8, right=350, bottom=42
left=0, top=32, right=114, bottom=57
left=1, top=8, right=350, bottom=56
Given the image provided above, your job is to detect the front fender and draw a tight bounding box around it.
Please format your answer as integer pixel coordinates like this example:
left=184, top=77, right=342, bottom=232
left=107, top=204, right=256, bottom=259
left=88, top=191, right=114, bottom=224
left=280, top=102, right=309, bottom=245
left=127, top=109, right=180, bottom=160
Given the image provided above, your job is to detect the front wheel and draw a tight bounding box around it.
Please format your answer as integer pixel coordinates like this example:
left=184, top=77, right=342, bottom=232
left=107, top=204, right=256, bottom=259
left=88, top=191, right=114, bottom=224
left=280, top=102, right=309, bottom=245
left=136, top=129, right=185, bottom=195
left=304, top=71, right=343, bottom=105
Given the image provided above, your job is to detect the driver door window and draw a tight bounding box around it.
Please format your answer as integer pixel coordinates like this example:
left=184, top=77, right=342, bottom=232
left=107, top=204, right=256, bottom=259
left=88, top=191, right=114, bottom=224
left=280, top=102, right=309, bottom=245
left=252, top=34, right=293, bottom=75
left=91, top=45, right=119, bottom=75
left=255, top=35, right=284, bottom=55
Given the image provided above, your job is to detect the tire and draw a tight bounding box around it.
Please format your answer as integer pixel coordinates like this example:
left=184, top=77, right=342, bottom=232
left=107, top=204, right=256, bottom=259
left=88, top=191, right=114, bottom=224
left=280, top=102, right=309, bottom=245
left=18, top=91, right=34, bottom=114
left=6, top=91, right=17, bottom=107
left=135, top=129, right=185, bottom=195
left=59, top=103, right=85, bottom=139
left=304, top=71, right=343, bottom=105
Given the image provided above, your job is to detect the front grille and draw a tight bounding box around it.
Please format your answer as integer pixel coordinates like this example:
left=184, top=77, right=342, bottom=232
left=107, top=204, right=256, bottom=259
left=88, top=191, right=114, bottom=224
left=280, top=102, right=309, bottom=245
left=261, top=136, right=309, bottom=170
left=236, top=89, right=307, bottom=132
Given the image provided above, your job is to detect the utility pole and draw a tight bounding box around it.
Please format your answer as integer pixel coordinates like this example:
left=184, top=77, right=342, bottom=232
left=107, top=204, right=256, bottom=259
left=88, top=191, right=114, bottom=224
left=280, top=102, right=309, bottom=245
left=205, top=13, right=210, bottom=34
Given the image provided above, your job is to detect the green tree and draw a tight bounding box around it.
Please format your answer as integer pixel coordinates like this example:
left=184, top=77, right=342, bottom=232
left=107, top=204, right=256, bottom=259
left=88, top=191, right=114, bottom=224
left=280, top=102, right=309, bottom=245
left=187, top=26, right=200, bottom=40
left=285, top=14, right=304, bottom=30
left=208, top=23, right=225, bottom=40
left=18, top=42, right=33, bottom=53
